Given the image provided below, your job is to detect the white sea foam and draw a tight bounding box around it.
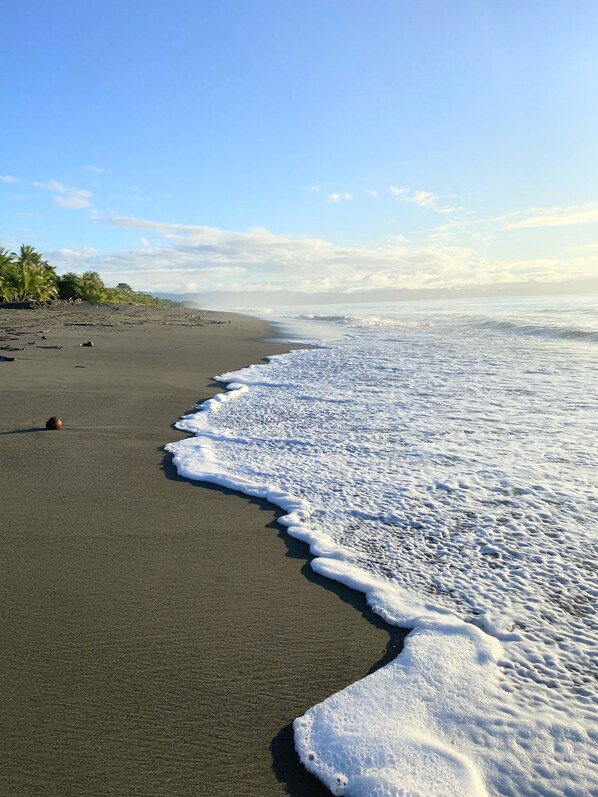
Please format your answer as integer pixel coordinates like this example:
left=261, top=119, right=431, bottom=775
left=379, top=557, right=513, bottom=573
left=167, top=296, right=597, bottom=796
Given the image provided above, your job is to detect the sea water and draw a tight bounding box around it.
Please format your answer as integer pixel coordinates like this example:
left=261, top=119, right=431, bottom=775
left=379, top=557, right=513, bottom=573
left=167, top=295, right=597, bottom=796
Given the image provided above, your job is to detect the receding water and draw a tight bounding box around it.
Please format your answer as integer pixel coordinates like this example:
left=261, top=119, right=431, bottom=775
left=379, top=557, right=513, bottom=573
left=168, top=294, right=598, bottom=796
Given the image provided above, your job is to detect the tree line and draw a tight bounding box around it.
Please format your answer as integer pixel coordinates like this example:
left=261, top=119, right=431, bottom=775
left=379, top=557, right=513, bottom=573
left=0, top=245, right=168, bottom=305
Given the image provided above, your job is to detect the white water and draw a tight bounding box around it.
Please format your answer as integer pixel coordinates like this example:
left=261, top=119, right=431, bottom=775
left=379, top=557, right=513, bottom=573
left=167, top=295, right=597, bottom=796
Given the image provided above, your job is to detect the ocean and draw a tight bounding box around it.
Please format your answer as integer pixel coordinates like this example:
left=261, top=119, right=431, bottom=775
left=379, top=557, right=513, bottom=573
left=167, top=295, right=597, bottom=797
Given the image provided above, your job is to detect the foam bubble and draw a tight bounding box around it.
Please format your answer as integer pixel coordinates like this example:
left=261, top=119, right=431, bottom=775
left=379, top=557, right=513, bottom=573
left=167, top=297, right=597, bottom=795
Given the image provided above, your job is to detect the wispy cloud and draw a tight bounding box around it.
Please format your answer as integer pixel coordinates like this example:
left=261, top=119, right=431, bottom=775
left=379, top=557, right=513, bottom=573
left=365, top=189, right=378, bottom=198
left=506, top=202, right=598, bottom=229
left=115, top=182, right=143, bottom=193
left=31, top=179, right=92, bottom=210
left=326, top=192, right=352, bottom=203
left=0, top=175, right=19, bottom=183
left=31, top=180, right=66, bottom=191
left=83, top=165, right=107, bottom=174
left=390, top=185, right=459, bottom=214
left=410, top=190, right=438, bottom=208
left=45, top=212, right=596, bottom=295
left=55, top=193, right=92, bottom=209
left=427, top=218, right=475, bottom=241
left=103, top=182, right=153, bottom=204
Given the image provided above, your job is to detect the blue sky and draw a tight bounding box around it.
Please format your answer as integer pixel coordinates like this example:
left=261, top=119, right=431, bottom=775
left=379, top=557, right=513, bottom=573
left=1, top=0, right=597, bottom=296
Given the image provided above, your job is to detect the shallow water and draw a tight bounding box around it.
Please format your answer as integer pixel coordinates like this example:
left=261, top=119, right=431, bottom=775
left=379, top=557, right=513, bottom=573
left=168, top=295, right=598, bottom=796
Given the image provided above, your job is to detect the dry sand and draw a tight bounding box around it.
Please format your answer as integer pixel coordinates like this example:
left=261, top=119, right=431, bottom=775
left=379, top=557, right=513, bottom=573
left=0, top=302, right=404, bottom=797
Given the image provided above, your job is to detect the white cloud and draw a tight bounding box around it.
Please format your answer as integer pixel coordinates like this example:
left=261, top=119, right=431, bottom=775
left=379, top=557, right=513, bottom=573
left=0, top=175, right=19, bottom=183
left=43, top=213, right=596, bottom=295
left=83, top=165, right=107, bottom=174
left=410, top=190, right=437, bottom=208
left=327, top=192, right=352, bottom=203
left=365, top=189, right=378, bottom=197
left=31, top=179, right=67, bottom=192
left=31, top=179, right=92, bottom=210
left=54, top=194, right=92, bottom=209
left=390, top=185, right=459, bottom=214
left=506, top=202, right=598, bottom=229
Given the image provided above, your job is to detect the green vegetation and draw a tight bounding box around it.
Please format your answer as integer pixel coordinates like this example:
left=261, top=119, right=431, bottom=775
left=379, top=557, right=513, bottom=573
left=0, top=245, right=168, bottom=305
left=0, top=245, right=58, bottom=301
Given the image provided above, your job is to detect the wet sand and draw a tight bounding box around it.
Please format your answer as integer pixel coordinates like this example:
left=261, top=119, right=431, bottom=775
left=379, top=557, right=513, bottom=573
left=0, top=302, right=404, bottom=797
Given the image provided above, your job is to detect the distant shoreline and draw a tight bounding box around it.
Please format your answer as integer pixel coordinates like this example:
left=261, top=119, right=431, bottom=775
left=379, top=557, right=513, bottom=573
left=158, top=276, right=598, bottom=310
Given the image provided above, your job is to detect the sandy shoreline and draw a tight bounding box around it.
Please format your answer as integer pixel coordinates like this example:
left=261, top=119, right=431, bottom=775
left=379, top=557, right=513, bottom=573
left=0, top=302, right=403, bottom=797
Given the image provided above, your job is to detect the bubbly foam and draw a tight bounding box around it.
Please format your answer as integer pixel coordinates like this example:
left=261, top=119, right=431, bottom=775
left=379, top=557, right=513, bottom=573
left=167, top=297, right=597, bottom=796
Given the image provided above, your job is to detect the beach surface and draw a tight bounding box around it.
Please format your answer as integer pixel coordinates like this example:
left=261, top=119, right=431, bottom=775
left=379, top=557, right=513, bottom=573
left=0, top=302, right=402, bottom=797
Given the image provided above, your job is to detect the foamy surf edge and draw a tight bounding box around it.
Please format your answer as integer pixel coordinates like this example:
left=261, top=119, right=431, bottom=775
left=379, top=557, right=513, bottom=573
left=166, top=368, right=508, bottom=797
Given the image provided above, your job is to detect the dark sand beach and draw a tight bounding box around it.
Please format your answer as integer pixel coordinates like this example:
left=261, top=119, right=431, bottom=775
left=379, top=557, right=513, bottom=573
left=0, top=302, right=404, bottom=797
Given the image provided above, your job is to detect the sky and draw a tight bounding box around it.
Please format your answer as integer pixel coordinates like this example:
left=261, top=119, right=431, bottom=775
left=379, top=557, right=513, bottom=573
left=1, top=0, right=598, bottom=298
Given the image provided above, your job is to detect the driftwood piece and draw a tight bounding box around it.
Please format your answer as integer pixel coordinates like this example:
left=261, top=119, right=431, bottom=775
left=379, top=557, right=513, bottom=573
left=0, top=300, right=38, bottom=309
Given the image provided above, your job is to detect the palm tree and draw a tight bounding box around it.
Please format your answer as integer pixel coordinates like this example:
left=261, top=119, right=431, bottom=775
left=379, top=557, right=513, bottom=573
left=3, top=263, right=58, bottom=301
left=16, top=244, right=42, bottom=265
left=2, top=245, right=165, bottom=305
left=15, top=244, right=57, bottom=282
left=0, top=245, right=57, bottom=301
left=0, top=245, right=58, bottom=301
left=78, top=271, right=107, bottom=301
left=0, top=248, right=15, bottom=300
